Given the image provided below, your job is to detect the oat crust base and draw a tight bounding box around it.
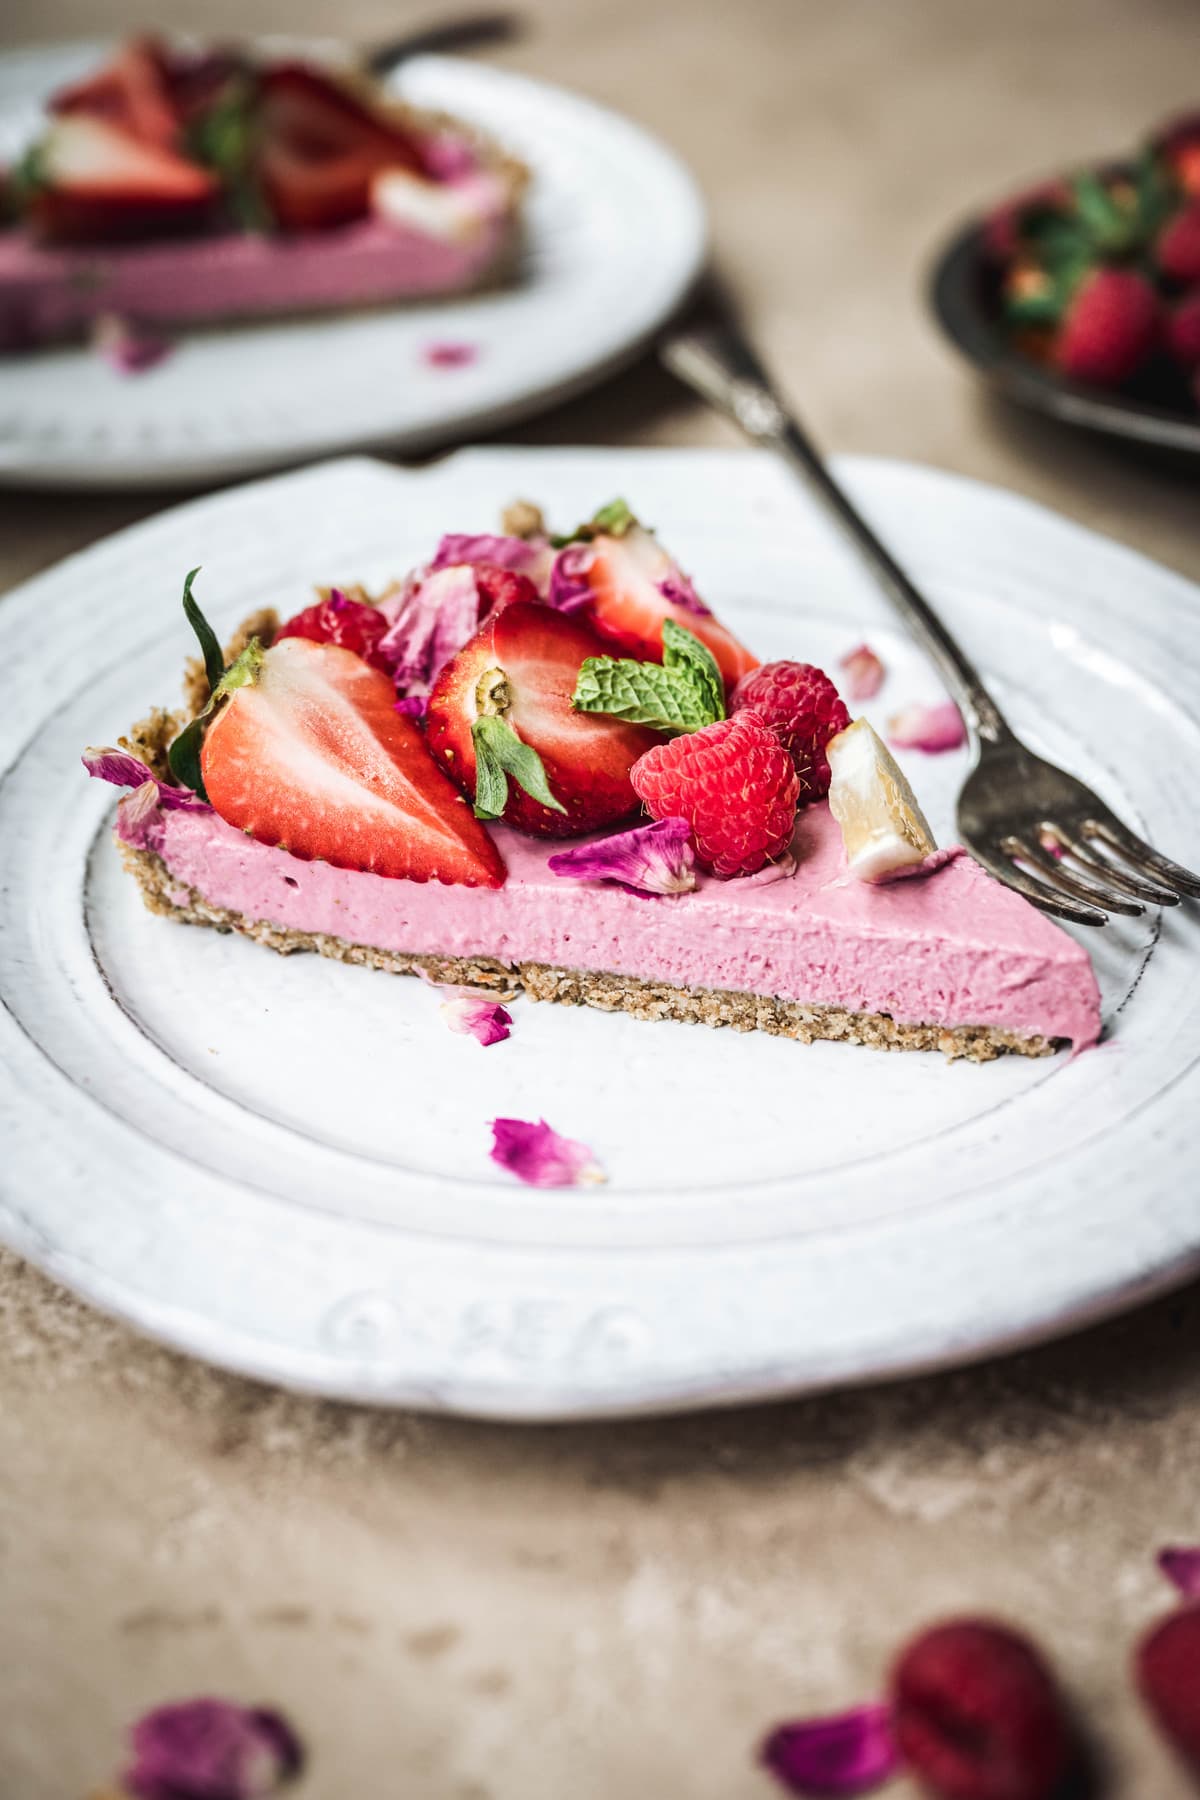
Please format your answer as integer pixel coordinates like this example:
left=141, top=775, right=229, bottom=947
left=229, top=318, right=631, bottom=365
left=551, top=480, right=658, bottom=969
left=120, top=842, right=1056, bottom=1062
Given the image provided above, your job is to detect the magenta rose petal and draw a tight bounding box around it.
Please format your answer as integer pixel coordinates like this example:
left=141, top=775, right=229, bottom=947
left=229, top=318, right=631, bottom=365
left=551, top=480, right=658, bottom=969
left=839, top=643, right=885, bottom=702
left=489, top=1118, right=605, bottom=1188
left=422, top=339, right=477, bottom=368
left=657, top=571, right=713, bottom=617
left=1158, top=1546, right=1200, bottom=1598
left=93, top=312, right=174, bottom=375
left=547, top=542, right=597, bottom=614
left=430, top=533, right=553, bottom=595
left=83, top=747, right=208, bottom=808
left=376, top=564, right=482, bottom=696
left=440, top=993, right=513, bottom=1047
left=547, top=817, right=696, bottom=897
left=124, top=1697, right=302, bottom=1799
left=761, top=1703, right=899, bottom=1797
left=886, top=701, right=966, bottom=754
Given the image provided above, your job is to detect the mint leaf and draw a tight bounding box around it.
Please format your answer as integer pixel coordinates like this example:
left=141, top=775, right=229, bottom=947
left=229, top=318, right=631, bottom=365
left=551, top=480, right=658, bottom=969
left=471, top=716, right=566, bottom=820
left=181, top=568, right=225, bottom=693
left=662, top=620, right=725, bottom=722
left=573, top=657, right=718, bottom=731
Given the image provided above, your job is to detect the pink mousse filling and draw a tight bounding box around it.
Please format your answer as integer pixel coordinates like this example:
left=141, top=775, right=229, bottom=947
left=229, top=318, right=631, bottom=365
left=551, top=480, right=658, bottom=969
left=121, top=799, right=1102, bottom=1050
left=0, top=204, right=511, bottom=350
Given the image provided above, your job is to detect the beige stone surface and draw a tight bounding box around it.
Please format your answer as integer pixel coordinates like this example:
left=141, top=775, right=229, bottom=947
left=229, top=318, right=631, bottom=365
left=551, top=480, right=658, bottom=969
left=1, top=0, right=1198, bottom=1795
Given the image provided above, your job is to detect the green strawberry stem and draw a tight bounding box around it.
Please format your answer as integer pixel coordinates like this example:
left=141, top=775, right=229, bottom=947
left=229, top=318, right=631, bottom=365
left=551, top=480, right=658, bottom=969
left=471, top=715, right=565, bottom=821
left=168, top=572, right=263, bottom=799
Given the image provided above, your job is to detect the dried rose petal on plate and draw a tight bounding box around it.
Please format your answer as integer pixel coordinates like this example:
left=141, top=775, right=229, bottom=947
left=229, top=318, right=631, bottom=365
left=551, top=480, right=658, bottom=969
left=761, top=1702, right=899, bottom=1796
left=124, top=1697, right=301, bottom=1799
left=887, top=701, right=967, bottom=754
left=839, top=644, right=886, bottom=702
left=1158, top=1546, right=1200, bottom=1600
left=440, top=992, right=513, bottom=1047
left=489, top=1118, right=605, bottom=1188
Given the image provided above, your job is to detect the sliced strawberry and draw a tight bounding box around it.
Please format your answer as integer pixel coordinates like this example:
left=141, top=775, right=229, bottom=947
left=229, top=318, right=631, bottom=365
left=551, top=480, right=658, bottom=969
left=28, top=115, right=218, bottom=243
left=563, top=522, right=759, bottom=691
left=50, top=38, right=181, bottom=150
left=256, top=63, right=425, bottom=232
left=425, top=601, right=658, bottom=837
left=201, top=636, right=505, bottom=887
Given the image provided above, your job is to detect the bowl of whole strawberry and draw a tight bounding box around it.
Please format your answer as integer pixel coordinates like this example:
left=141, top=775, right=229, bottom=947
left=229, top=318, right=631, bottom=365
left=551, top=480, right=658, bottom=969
left=929, top=109, right=1200, bottom=454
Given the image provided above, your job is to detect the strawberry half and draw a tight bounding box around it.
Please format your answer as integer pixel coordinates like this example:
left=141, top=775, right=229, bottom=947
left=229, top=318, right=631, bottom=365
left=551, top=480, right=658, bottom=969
left=28, top=115, right=218, bottom=243
left=256, top=63, right=425, bottom=233
left=555, top=511, right=759, bottom=691
left=50, top=38, right=181, bottom=151
left=201, top=636, right=505, bottom=887
left=425, top=601, right=659, bottom=837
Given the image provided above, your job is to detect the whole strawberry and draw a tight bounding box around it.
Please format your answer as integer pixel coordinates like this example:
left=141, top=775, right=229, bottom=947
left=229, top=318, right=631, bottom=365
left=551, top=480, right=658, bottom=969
left=1154, top=111, right=1200, bottom=197
left=890, top=1619, right=1076, bottom=1800
left=1056, top=268, right=1160, bottom=387
left=631, top=709, right=799, bottom=877
left=1136, top=1604, right=1200, bottom=1778
left=1157, top=202, right=1200, bottom=287
left=729, top=661, right=850, bottom=801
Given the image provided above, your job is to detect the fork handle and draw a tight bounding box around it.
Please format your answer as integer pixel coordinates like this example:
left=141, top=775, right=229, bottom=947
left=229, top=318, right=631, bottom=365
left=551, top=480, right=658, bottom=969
left=661, top=325, right=1011, bottom=746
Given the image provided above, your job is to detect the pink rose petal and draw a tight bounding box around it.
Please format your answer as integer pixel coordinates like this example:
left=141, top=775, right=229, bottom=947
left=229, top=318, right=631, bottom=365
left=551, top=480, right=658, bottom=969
left=394, top=694, right=426, bottom=718
left=887, top=700, right=966, bottom=754
left=489, top=1118, right=605, bottom=1188
left=658, top=572, right=712, bottom=617
left=430, top=533, right=554, bottom=596
left=93, top=312, right=173, bottom=375
left=422, top=340, right=478, bottom=368
left=761, top=1703, right=899, bottom=1798
left=440, top=992, right=513, bottom=1047
left=839, top=643, right=886, bottom=702
left=548, top=541, right=597, bottom=614
left=83, top=748, right=210, bottom=811
left=376, top=564, right=482, bottom=697
left=1159, top=1546, right=1200, bottom=1599
left=125, top=1697, right=302, bottom=1800
left=547, top=817, right=696, bottom=898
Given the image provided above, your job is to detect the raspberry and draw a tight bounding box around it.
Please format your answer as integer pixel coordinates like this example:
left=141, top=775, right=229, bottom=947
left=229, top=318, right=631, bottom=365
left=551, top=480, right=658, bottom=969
left=890, top=1619, right=1076, bottom=1800
left=1136, top=1605, right=1200, bottom=1777
left=276, top=590, right=390, bottom=670
left=631, top=710, right=799, bottom=877
left=1166, top=291, right=1200, bottom=368
left=730, top=661, right=850, bottom=800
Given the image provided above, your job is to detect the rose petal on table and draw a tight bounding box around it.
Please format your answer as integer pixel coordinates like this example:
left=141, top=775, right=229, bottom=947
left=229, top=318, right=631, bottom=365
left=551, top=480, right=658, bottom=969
left=1159, top=1546, right=1200, bottom=1598
left=440, top=992, right=513, bottom=1047
left=760, top=1703, right=900, bottom=1796
left=839, top=643, right=886, bottom=701
left=421, top=340, right=478, bottom=368
left=92, top=313, right=174, bottom=375
left=489, top=1118, right=606, bottom=1188
left=125, top=1698, right=302, bottom=1799
left=887, top=700, right=966, bottom=754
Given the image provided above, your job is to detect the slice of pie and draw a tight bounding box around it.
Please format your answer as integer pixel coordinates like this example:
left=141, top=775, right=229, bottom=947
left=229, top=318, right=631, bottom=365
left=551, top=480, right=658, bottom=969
left=85, top=504, right=1101, bottom=1061
left=1, top=39, right=523, bottom=350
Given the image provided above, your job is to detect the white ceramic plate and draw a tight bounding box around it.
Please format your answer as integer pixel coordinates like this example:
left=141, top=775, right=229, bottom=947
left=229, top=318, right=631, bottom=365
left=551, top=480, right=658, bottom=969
left=2, top=448, right=1199, bottom=1418
left=0, top=43, right=706, bottom=490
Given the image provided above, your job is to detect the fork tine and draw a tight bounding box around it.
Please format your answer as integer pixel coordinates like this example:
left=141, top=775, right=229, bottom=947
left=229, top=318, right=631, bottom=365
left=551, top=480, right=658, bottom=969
left=966, top=840, right=1109, bottom=926
left=1051, top=828, right=1179, bottom=906
left=1009, top=837, right=1144, bottom=917
left=1086, top=819, right=1200, bottom=900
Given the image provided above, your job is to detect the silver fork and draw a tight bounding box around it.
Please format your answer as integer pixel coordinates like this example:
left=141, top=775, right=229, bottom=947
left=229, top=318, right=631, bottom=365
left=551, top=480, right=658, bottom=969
left=661, top=319, right=1200, bottom=926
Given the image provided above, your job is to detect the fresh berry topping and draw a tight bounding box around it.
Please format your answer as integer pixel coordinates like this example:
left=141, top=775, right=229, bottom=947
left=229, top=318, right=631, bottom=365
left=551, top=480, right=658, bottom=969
left=201, top=635, right=505, bottom=886
left=730, top=660, right=851, bottom=800
left=1166, top=291, right=1200, bottom=367
left=1136, top=1606, right=1200, bottom=1777
left=1055, top=267, right=1160, bottom=386
left=473, top=563, right=540, bottom=619
left=1154, top=111, right=1200, bottom=197
left=50, top=38, right=180, bottom=150
left=1158, top=202, right=1200, bottom=286
left=27, top=114, right=219, bottom=244
left=256, top=63, right=425, bottom=233
left=554, top=506, right=759, bottom=690
left=631, top=710, right=799, bottom=877
left=276, top=589, right=391, bottom=670
left=425, top=601, right=658, bottom=837
left=890, top=1619, right=1076, bottom=1800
